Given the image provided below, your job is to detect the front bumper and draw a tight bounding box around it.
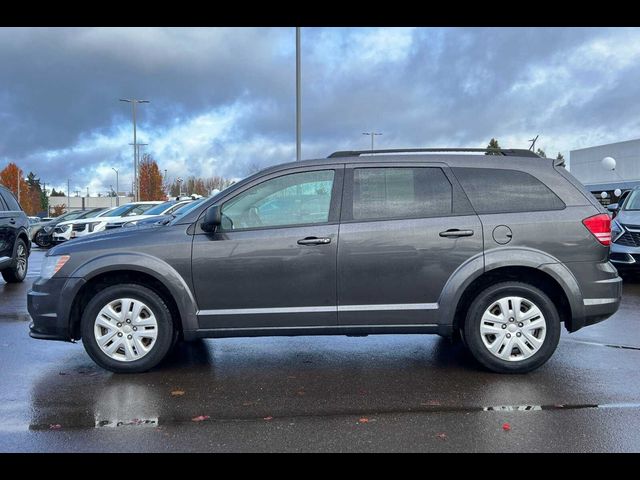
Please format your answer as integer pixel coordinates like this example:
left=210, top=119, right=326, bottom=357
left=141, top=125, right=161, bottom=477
left=28, top=276, right=86, bottom=342
left=610, top=241, right=640, bottom=267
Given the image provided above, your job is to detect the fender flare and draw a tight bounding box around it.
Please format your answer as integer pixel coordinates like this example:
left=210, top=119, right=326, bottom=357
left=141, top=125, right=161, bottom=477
left=437, top=247, right=584, bottom=327
left=66, top=252, right=199, bottom=335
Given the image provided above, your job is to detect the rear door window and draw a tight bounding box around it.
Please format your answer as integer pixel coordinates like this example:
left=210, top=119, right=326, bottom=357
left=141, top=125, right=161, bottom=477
left=350, top=167, right=452, bottom=221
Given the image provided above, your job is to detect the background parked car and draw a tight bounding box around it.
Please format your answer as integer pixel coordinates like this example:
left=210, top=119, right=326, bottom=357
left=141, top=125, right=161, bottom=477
left=123, top=198, right=206, bottom=228
left=53, top=201, right=163, bottom=241
left=30, top=209, right=103, bottom=248
left=0, top=185, right=30, bottom=283
left=51, top=207, right=112, bottom=243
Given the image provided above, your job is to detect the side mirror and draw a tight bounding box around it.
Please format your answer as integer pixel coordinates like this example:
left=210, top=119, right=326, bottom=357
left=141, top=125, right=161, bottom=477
left=607, top=203, right=619, bottom=212
left=202, top=205, right=222, bottom=232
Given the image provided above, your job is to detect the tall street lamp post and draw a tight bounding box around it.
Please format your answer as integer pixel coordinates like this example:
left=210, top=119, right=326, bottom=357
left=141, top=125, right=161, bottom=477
left=362, top=132, right=383, bottom=151
left=111, top=167, right=119, bottom=206
left=119, top=98, right=150, bottom=202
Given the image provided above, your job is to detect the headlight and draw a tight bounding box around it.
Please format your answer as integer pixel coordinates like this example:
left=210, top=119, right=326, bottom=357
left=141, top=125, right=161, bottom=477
left=87, top=222, right=102, bottom=232
left=40, top=255, right=71, bottom=279
left=43, top=226, right=53, bottom=233
left=612, top=219, right=624, bottom=242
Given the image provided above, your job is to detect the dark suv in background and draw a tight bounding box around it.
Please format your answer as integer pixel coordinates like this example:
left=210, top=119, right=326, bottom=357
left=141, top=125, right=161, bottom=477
left=0, top=185, right=30, bottom=283
left=28, top=148, right=621, bottom=374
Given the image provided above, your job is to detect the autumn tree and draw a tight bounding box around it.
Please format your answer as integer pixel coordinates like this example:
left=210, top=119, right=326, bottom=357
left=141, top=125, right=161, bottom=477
left=0, top=163, right=35, bottom=213
left=556, top=152, right=564, bottom=161
left=168, top=175, right=234, bottom=197
left=485, top=138, right=501, bottom=155
left=52, top=204, right=66, bottom=216
left=138, top=154, right=166, bottom=201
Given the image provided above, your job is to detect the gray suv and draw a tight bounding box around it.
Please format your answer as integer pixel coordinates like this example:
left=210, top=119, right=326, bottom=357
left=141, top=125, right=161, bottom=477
left=28, top=148, right=622, bottom=374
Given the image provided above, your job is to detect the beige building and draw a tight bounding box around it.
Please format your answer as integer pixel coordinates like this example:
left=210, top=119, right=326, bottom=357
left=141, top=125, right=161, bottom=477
left=47, top=195, right=135, bottom=214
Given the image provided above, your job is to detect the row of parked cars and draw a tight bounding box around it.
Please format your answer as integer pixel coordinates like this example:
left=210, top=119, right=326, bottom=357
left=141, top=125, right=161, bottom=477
left=29, top=197, right=205, bottom=248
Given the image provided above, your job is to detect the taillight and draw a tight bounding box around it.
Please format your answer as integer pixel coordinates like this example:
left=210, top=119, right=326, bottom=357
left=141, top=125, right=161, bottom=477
left=582, top=213, right=611, bottom=246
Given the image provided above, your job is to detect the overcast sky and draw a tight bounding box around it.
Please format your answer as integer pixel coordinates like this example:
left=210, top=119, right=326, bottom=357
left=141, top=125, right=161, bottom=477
left=1, top=27, right=640, bottom=195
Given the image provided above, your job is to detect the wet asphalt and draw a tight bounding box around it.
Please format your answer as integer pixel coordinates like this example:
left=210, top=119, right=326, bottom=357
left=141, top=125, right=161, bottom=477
left=1, top=249, right=640, bottom=452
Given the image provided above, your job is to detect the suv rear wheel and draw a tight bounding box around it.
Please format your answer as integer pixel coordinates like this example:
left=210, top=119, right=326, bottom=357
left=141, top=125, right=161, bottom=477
left=463, top=282, right=561, bottom=373
left=1, top=238, right=28, bottom=283
left=81, top=284, right=175, bottom=373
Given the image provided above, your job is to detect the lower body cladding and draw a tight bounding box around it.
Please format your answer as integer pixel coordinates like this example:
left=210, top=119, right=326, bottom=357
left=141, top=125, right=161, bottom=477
left=561, top=260, right=622, bottom=330
left=28, top=263, right=622, bottom=343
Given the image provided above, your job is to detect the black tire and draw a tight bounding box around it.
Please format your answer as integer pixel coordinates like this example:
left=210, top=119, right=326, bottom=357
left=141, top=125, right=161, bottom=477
left=463, top=282, right=561, bottom=374
left=34, top=230, right=51, bottom=248
left=1, top=238, right=28, bottom=283
left=81, top=284, right=176, bottom=373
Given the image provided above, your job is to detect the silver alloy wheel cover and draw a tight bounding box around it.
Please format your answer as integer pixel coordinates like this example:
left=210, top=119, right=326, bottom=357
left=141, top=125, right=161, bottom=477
left=94, top=298, right=159, bottom=362
left=479, top=296, right=547, bottom=362
left=16, top=243, right=27, bottom=278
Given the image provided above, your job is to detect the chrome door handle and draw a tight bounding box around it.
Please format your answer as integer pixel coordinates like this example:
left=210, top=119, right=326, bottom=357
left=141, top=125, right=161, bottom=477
left=439, top=229, right=474, bottom=238
left=297, top=237, right=331, bottom=245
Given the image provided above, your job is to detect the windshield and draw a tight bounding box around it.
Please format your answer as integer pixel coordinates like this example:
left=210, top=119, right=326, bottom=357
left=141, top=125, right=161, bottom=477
left=623, top=190, right=640, bottom=210
left=57, top=210, right=86, bottom=221
left=103, top=203, right=159, bottom=217
left=77, top=209, right=104, bottom=219
left=144, top=201, right=177, bottom=215
left=174, top=199, right=204, bottom=216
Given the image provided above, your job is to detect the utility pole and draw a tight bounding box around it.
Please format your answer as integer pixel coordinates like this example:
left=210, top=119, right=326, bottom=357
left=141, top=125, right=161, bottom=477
left=120, top=98, right=150, bottom=202
left=362, top=132, right=383, bottom=151
left=17, top=172, right=20, bottom=203
left=67, top=179, right=70, bottom=213
left=112, top=167, right=119, bottom=206
left=129, top=142, right=148, bottom=200
left=528, top=135, right=539, bottom=151
left=296, top=27, right=302, bottom=161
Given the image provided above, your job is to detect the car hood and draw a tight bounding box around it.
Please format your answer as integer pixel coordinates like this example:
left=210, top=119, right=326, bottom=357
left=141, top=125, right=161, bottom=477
left=615, top=210, right=640, bottom=226
left=49, top=222, right=166, bottom=254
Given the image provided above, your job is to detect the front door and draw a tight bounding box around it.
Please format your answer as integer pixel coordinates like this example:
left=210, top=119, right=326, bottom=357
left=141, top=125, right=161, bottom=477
left=192, top=166, right=344, bottom=331
left=337, top=164, right=483, bottom=326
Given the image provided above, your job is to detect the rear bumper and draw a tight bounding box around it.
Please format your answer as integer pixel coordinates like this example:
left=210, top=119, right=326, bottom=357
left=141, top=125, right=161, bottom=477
left=27, top=276, right=85, bottom=342
left=564, top=261, right=622, bottom=332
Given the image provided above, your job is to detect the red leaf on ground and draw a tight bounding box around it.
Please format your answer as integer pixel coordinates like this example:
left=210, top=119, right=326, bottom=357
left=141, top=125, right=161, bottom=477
left=502, top=422, right=511, bottom=431
left=191, top=415, right=210, bottom=422
left=49, top=424, right=62, bottom=430
left=358, top=417, right=369, bottom=424
left=436, top=432, right=447, bottom=440
left=263, top=416, right=273, bottom=421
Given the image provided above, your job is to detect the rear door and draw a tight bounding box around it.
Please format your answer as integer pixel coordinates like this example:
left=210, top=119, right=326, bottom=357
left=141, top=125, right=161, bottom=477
left=337, top=163, right=483, bottom=326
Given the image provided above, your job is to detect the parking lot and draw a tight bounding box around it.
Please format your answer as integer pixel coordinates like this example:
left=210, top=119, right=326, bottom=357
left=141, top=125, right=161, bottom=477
left=0, top=248, right=639, bottom=452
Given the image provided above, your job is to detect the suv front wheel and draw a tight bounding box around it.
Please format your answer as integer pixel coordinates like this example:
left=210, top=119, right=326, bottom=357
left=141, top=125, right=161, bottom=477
left=463, top=282, right=561, bottom=373
left=81, top=284, right=175, bottom=373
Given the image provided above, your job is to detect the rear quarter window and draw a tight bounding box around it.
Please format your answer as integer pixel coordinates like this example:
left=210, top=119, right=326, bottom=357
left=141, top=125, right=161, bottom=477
left=452, top=167, right=565, bottom=214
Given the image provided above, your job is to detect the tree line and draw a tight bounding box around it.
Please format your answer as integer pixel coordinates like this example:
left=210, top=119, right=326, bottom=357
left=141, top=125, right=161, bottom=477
left=0, top=155, right=234, bottom=215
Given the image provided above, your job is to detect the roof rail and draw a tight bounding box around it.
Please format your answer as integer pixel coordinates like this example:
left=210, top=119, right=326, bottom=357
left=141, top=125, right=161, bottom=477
left=327, top=148, right=541, bottom=158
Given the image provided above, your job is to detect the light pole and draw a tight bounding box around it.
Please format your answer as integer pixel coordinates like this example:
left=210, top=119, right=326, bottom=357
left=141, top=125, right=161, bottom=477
left=111, top=167, right=119, bottom=206
left=296, top=27, right=302, bottom=162
left=176, top=177, right=183, bottom=197
left=362, top=132, right=383, bottom=151
left=119, top=98, right=150, bottom=202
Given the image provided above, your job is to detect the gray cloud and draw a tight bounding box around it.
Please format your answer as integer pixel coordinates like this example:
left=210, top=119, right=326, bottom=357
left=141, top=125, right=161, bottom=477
left=1, top=27, right=640, bottom=192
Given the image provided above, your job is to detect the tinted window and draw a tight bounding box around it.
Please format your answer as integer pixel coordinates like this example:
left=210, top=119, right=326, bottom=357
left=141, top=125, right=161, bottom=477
left=222, top=170, right=335, bottom=230
left=0, top=189, right=21, bottom=211
left=0, top=191, right=7, bottom=211
left=145, top=201, right=178, bottom=215
left=453, top=167, right=565, bottom=214
left=351, top=167, right=452, bottom=220
left=622, top=190, right=640, bottom=210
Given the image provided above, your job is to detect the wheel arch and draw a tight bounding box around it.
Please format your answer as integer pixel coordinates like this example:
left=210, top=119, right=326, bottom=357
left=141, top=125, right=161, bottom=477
left=66, top=254, right=198, bottom=340
left=438, top=247, right=584, bottom=334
